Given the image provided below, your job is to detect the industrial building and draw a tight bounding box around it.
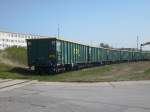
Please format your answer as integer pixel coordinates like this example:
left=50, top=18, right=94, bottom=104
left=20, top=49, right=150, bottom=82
left=0, top=31, right=48, bottom=50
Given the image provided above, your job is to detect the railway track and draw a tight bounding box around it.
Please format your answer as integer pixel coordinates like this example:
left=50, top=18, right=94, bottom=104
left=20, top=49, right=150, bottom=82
left=0, top=79, right=36, bottom=92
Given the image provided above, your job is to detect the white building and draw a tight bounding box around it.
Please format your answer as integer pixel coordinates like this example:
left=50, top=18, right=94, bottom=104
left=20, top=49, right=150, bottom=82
left=0, top=31, right=49, bottom=50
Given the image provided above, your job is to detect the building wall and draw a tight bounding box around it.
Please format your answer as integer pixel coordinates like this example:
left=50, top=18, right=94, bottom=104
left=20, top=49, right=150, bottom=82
left=0, top=31, right=48, bottom=50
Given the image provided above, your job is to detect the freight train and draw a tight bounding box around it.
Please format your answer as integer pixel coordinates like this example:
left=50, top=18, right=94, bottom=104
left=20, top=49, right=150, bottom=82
left=27, top=38, right=150, bottom=73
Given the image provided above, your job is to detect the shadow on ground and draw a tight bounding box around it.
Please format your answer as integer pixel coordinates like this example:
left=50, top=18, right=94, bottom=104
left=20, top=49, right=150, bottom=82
left=9, top=67, right=59, bottom=76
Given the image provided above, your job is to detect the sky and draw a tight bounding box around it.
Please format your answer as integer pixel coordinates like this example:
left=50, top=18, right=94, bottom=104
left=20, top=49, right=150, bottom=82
left=0, top=0, right=150, bottom=50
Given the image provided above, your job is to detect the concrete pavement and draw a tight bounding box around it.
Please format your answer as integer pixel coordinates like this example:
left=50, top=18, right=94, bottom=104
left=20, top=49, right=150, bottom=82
left=0, top=79, right=150, bottom=112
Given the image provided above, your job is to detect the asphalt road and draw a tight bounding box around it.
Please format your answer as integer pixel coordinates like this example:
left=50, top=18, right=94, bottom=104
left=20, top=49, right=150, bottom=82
left=0, top=80, right=150, bottom=112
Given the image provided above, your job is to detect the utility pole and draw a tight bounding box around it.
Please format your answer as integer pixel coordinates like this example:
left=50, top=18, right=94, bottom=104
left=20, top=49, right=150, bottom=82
left=140, top=35, right=142, bottom=52
left=57, top=24, right=60, bottom=38
left=137, top=36, right=139, bottom=51
left=140, top=44, right=142, bottom=51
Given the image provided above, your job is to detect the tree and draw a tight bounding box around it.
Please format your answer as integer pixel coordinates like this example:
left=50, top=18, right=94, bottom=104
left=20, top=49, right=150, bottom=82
left=100, top=43, right=112, bottom=48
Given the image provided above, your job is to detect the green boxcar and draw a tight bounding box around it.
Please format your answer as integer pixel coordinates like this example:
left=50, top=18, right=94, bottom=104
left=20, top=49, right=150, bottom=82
left=27, top=38, right=57, bottom=67
left=101, top=48, right=108, bottom=62
left=88, top=47, right=102, bottom=63
left=133, top=51, right=140, bottom=60
left=27, top=38, right=89, bottom=70
left=114, top=50, right=121, bottom=62
left=110, top=49, right=119, bottom=62
left=58, top=40, right=88, bottom=65
left=128, top=51, right=133, bottom=61
left=143, top=51, right=150, bottom=60
left=108, top=49, right=112, bottom=62
left=120, top=50, right=128, bottom=61
left=101, top=48, right=120, bottom=63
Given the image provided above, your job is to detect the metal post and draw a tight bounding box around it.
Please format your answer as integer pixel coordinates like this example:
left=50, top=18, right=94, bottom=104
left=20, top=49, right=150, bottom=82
left=137, top=36, right=139, bottom=51
left=57, top=24, right=60, bottom=38
left=140, top=44, right=142, bottom=52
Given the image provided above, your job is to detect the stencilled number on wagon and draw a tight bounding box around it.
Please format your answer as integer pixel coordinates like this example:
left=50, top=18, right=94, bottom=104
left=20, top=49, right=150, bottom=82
left=74, top=48, right=80, bottom=56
